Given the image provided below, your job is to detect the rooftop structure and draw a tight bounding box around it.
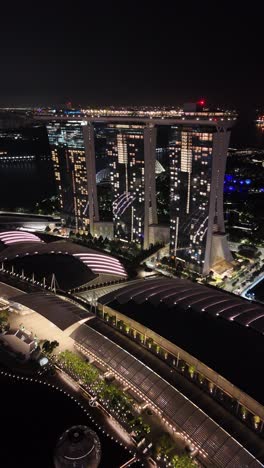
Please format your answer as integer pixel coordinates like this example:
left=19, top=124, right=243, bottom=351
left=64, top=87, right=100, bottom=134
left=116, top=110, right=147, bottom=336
left=54, top=425, right=101, bottom=468
left=0, top=212, right=61, bottom=232
left=0, top=230, right=43, bottom=246
left=0, top=239, right=127, bottom=289
left=11, top=292, right=92, bottom=330
left=71, top=322, right=263, bottom=468
left=100, top=277, right=264, bottom=334
left=1, top=279, right=262, bottom=467
left=33, top=106, right=237, bottom=123
left=100, top=278, right=264, bottom=406
left=72, top=252, right=126, bottom=277
left=0, top=328, right=36, bottom=359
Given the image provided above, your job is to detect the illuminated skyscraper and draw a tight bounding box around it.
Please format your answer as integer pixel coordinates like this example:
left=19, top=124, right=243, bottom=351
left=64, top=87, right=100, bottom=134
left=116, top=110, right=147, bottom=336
left=106, top=123, right=157, bottom=248
left=38, top=106, right=236, bottom=259
left=47, top=120, right=98, bottom=232
left=169, top=107, right=235, bottom=275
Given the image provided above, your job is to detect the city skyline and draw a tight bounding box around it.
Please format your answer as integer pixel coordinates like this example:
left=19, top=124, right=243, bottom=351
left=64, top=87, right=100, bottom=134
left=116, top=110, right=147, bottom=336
left=0, top=115, right=263, bottom=466
left=0, top=2, right=264, bottom=466
left=35, top=104, right=236, bottom=275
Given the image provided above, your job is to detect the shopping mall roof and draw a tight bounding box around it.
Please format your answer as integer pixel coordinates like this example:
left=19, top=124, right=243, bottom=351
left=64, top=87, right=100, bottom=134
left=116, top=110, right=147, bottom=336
left=100, top=277, right=264, bottom=333
left=0, top=239, right=127, bottom=289
left=11, top=292, right=92, bottom=330
left=100, top=278, right=264, bottom=404
left=71, top=323, right=262, bottom=468
left=0, top=238, right=126, bottom=276
left=0, top=230, right=43, bottom=246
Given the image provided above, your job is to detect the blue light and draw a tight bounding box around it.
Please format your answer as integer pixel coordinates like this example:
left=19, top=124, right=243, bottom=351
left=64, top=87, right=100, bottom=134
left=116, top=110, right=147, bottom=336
left=64, top=110, right=81, bottom=115
left=245, top=179, right=251, bottom=185
left=226, top=174, right=233, bottom=182
left=240, top=180, right=244, bottom=185
left=228, top=185, right=234, bottom=191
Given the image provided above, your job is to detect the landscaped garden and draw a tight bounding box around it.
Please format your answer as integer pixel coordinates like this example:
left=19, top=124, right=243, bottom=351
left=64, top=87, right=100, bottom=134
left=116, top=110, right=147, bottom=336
left=57, top=350, right=196, bottom=467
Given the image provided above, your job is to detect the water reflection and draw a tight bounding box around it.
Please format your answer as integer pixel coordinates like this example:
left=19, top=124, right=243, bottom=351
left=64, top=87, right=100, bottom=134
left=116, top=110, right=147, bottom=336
left=0, top=160, right=56, bottom=210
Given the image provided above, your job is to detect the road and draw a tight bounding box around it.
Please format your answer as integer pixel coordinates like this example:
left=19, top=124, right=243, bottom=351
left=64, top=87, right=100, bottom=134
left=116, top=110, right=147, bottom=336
left=241, top=273, right=264, bottom=300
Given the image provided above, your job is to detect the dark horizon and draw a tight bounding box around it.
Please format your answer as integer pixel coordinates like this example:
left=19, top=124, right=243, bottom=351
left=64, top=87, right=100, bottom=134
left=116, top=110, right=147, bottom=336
left=1, top=1, right=263, bottom=112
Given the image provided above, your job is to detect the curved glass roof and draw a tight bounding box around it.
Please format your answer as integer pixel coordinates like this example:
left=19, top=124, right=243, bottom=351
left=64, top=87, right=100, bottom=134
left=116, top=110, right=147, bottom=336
left=71, top=323, right=262, bottom=468
left=0, top=230, right=43, bottom=245
left=0, top=239, right=127, bottom=278
left=12, top=292, right=92, bottom=330
left=101, top=278, right=264, bottom=334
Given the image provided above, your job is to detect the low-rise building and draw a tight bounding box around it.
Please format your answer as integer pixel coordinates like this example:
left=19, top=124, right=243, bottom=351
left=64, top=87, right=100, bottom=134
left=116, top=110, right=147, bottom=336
left=0, top=328, right=36, bottom=360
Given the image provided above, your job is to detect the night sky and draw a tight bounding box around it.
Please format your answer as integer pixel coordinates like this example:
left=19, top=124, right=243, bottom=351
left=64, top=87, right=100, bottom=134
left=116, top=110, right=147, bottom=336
left=0, top=1, right=263, bottom=111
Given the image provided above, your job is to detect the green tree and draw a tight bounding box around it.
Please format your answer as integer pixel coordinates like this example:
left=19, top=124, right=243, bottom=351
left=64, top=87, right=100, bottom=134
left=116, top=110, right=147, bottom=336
left=57, top=350, right=134, bottom=421
left=98, top=235, right=104, bottom=244
left=50, top=340, right=59, bottom=352
left=155, top=432, right=175, bottom=457
left=171, top=454, right=196, bottom=467
left=87, top=232, right=93, bottom=241
left=42, top=340, right=59, bottom=354
left=143, top=423, right=151, bottom=434
left=0, top=309, right=9, bottom=332
left=188, top=365, right=195, bottom=378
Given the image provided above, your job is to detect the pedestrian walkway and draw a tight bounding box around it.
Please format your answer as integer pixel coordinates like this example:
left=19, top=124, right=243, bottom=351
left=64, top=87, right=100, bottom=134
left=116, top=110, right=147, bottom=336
left=89, top=319, right=264, bottom=465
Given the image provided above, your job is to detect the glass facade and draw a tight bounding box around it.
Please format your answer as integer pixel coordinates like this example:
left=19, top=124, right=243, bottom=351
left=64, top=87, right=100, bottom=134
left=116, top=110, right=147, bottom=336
left=106, top=124, right=145, bottom=244
left=47, top=121, right=89, bottom=231
left=169, top=125, right=214, bottom=270
left=43, top=112, right=232, bottom=256
left=47, top=121, right=85, bottom=149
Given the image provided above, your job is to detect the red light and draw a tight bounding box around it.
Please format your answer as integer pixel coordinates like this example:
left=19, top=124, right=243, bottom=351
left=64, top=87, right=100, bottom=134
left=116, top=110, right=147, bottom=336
left=198, top=99, right=205, bottom=106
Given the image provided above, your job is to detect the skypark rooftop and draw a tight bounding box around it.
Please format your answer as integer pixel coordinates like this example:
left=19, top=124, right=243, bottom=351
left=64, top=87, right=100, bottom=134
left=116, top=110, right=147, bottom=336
left=33, top=106, right=237, bottom=123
